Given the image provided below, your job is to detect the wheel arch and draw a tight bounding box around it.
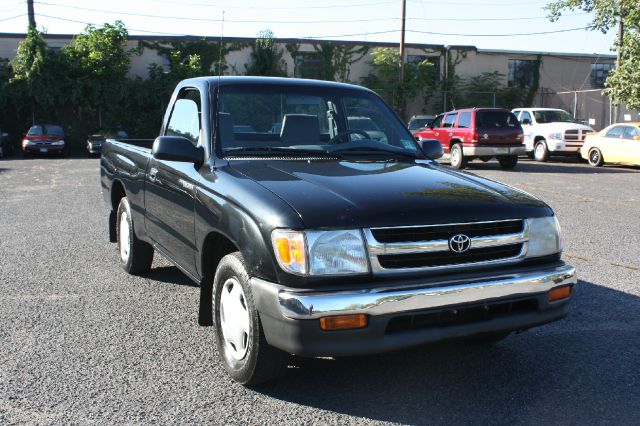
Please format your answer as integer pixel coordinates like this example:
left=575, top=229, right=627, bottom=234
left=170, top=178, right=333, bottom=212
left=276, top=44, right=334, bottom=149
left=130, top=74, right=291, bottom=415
left=108, top=179, right=127, bottom=242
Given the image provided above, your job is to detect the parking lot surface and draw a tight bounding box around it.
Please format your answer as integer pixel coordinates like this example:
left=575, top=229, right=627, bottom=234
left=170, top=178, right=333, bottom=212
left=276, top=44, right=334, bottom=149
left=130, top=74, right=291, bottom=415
left=1, top=156, right=639, bottom=424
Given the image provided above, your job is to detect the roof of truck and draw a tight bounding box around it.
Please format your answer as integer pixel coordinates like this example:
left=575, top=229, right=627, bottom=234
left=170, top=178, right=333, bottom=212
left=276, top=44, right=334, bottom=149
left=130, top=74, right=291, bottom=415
left=184, top=76, right=373, bottom=92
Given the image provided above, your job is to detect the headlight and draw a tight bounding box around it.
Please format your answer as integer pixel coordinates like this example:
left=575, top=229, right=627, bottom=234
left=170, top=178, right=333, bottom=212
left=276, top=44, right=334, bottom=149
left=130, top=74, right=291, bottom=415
left=548, top=132, right=563, bottom=140
left=52, top=140, right=65, bottom=146
left=271, top=229, right=369, bottom=276
left=525, top=216, right=562, bottom=258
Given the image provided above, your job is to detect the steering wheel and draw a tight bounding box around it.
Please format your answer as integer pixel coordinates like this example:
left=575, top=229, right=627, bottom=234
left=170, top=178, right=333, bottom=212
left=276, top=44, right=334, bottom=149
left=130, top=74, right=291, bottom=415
left=327, top=129, right=371, bottom=145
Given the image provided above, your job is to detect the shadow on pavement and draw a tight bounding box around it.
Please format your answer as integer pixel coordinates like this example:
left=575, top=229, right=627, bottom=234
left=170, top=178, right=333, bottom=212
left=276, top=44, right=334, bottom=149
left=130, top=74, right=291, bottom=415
left=256, top=279, right=639, bottom=424
left=141, top=266, right=198, bottom=287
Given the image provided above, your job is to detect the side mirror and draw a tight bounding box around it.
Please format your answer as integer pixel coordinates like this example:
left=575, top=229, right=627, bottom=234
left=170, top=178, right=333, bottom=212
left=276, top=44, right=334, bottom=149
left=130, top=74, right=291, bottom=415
left=634, top=136, right=640, bottom=141
left=152, top=136, right=204, bottom=165
left=521, top=118, right=531, bottom=125
left=417, top=138, right=444, bottom=160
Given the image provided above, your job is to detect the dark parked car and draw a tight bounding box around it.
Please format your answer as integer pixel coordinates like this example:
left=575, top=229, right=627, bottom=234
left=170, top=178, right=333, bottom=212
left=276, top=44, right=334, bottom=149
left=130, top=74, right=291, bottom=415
left=407, top=114, right=435, bottom=132
left=101, top=77, right=576, bottom=385
left=0, top=129, right=13, bottom=158
left=22, top=124, right=66, bottom=157
left=87, top=129, right=129, bottom=156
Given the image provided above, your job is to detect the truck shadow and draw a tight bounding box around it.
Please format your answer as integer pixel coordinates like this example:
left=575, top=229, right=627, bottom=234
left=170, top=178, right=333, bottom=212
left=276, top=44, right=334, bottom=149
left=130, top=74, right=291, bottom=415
left=257, top=279, right=640, bottom=424
left=141, top=266, right=199, bottom=287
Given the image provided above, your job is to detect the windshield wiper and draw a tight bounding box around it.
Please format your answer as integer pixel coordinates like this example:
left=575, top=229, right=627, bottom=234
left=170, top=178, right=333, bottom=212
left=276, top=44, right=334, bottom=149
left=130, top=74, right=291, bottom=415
left=327, top=142, right=419, bottom=159
left=224, top=146, right=330, bottom=156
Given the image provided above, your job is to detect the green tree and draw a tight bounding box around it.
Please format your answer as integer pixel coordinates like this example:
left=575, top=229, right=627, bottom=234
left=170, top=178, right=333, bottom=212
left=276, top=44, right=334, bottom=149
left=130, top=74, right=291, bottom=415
left=362, top=47, right=436, bottom=119
left=546, top=0, right=640, bottom=109
left=245, top=30, right=286, bottom=77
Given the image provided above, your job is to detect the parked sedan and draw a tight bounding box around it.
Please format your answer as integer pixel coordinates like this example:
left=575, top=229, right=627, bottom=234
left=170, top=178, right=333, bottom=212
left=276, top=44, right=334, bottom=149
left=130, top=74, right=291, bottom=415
left=22, top=125, right=66, bottom=157
left=87, top=129, right=128, bottom=156
left=581, top=122, right=640, bottom=167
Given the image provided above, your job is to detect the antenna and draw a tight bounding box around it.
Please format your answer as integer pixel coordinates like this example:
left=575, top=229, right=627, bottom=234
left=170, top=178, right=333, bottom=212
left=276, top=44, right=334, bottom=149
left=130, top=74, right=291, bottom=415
left=218, top=10, right=225, bottom=79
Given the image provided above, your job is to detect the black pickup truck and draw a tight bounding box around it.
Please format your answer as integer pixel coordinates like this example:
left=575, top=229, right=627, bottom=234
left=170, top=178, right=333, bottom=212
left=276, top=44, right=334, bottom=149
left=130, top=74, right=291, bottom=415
left=101, top=77, right=576, bottom=385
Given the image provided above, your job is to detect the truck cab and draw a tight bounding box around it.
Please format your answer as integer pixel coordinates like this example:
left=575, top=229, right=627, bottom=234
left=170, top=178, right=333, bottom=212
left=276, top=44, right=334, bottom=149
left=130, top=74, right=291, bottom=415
left=512, top=108, right=594, bottom=162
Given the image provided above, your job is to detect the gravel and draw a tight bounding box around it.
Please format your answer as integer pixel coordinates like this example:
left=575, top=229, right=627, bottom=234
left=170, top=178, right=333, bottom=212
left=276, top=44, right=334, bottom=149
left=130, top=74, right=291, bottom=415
left=0, top=156, right=638, bottom=425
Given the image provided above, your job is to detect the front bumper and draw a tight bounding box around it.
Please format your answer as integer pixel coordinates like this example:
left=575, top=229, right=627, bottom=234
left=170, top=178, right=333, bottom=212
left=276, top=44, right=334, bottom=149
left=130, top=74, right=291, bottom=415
left=252, top=262, right=576, bottom=356
left=23, top=145, right=65, bottom=154
left=463, top=144, right=526, bottom=156
left=546, top=139, right=583, bottom=153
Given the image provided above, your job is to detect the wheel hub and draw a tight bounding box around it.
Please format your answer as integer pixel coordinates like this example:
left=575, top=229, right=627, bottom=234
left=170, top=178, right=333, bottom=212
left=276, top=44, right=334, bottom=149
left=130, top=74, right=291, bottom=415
left=119, top=211, right=130, bottom=262
left=219, top=278, right=251, bottom=361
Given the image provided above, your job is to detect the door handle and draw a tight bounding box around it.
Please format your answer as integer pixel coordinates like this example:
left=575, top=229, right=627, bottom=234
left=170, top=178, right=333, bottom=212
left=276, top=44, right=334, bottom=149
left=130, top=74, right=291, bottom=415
left=435, top=132, right=439, bottom=136
left=149, top=167, right=158, bottom=182
left=449, top=132, right=453, bottom=136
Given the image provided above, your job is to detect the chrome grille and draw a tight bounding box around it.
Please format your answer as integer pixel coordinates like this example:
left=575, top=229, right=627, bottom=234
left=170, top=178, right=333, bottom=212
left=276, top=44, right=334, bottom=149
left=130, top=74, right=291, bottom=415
left=365, top=219, right=528, bottom=275
left=563, top=129, right=591, bottom=146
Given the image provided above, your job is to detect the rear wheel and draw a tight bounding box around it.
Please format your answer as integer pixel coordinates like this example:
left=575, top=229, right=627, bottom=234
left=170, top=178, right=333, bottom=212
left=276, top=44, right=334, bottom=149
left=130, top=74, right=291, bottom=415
left=498, top=155, right=518, bottom=170
left=116, top=197, right=154, bottom=274
left=213, top=252, right=288, bottom=385
left=587, top=147, right=604, bottom=167
left=534, top=140, right=549, bottom=162
left=450, top=143, right=468, bottom=170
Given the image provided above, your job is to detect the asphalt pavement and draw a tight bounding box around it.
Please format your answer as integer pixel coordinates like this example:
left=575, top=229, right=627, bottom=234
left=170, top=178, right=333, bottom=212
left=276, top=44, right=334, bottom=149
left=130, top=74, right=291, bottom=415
left=0, top=155, right=639, bottom=425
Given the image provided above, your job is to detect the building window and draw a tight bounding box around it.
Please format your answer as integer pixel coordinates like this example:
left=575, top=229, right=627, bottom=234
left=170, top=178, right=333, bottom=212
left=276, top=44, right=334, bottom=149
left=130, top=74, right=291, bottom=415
left=407, top=55, right=440, bottom=81
left=508, top=59, right=536, bottom=87
left=591, top=63, right=615, bottom=87
left=294, top=52, right=325, bottom=80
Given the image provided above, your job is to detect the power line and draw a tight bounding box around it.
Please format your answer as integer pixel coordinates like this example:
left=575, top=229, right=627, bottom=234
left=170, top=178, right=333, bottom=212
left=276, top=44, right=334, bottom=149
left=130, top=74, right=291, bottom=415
left=0, top=13, right=26, bottom=23
left=36, top=14, right=196, bottom=36
left=33, top=2, right=586, bottom=24
left=406, top=27, right=589, bottom=37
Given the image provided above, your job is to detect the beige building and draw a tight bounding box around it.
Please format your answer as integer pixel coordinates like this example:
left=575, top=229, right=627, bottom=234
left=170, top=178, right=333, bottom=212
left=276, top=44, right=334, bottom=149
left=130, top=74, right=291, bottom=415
left=1, top=32, right=635, bottom=129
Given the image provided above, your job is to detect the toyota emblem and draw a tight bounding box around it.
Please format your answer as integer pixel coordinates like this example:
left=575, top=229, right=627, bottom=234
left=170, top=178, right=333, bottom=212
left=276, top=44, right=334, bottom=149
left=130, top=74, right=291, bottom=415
left=449, top=234, right=471, bottom=253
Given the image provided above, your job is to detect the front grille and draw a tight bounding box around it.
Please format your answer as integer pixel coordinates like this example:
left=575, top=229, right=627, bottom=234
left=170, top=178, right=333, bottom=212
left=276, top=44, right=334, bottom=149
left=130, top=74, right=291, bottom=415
left=371, top=219, right=523, bottom=243
left=385, top=297, right=538, bottom=334
left=378, top=243, right=523, bottom=269
left=564, top=129, right=590, bottom=143
left=365, top=219, right=528, bottom=274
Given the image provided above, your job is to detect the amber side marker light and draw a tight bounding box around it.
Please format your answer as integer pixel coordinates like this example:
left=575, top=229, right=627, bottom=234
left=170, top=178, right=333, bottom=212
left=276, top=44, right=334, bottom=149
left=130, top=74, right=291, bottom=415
left=548, top=286, right=572, bottom=302
left=319, top=314, right=368, bottom=331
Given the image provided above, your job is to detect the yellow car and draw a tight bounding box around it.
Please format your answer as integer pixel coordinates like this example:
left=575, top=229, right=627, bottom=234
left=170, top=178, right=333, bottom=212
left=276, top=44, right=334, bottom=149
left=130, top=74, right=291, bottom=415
left=581, top=122, right=640, bottom=167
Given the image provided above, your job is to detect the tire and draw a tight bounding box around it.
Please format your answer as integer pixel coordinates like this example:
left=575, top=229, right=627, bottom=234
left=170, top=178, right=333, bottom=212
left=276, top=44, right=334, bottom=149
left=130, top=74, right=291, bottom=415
left=587, top=147, right=604, bottom=167
left=534, top=140, right=549, bottom=162
left=464, top=331, right=511, bottom=345
left=213, top=252, right=288, bottom=385
left=116, top=197, right=154, bottom=274
left=479, top=156, right=491, bottom=162
left=498, top=155, right=518, bottom=170
left=450, top=143, right=468, bottom=170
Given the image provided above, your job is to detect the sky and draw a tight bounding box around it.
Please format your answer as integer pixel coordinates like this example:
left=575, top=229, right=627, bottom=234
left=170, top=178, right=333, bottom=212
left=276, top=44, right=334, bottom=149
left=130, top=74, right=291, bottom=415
left=1, top=0, right=619, bottom=55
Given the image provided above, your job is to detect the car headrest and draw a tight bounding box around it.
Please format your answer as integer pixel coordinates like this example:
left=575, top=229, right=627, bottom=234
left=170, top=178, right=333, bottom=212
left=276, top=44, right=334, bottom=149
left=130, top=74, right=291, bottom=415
left=280, top=114, right=320, bottom=145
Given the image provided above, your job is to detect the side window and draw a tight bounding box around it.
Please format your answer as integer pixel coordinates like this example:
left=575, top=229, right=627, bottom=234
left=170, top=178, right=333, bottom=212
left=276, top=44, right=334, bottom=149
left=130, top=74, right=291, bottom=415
left=520, top=111, right=532, bottom=123
left=166, top=89, right=201, bottom=146
left=605, top=126, right=624, bottom=139
left=431, top=115, right=444, bottom=128
left=442, top=113, right=458, bottom=128
left=622, top=126, right=640, bottom=140
left=457, top=112, right=471, bottom=128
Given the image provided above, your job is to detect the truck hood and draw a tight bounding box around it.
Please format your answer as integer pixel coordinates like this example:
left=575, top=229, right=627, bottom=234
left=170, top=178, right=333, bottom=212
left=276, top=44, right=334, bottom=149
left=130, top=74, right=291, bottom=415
left=531, top=122, right=594, bottom=132
left=230, top=160, right=552, bottom=229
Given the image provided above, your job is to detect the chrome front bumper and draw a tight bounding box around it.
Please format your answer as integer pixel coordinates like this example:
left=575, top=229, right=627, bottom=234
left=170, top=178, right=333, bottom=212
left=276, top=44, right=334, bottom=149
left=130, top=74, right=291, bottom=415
left=269, top=263, right=575, bottom=320
left=463, top=145, right=526, bottom=156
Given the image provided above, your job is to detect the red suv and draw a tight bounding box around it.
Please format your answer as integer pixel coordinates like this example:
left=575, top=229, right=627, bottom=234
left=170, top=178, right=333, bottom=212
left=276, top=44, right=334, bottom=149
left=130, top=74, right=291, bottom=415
left=413, top=108, right=525, bottom=169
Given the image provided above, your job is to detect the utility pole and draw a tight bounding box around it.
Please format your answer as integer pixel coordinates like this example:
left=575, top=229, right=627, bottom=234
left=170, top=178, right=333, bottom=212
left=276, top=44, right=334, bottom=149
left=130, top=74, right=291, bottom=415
left=613, top=16, right=623, bottom=123
left=399, top=0, right=406, bottom=84
left=27, top=0, right=36, bottom=28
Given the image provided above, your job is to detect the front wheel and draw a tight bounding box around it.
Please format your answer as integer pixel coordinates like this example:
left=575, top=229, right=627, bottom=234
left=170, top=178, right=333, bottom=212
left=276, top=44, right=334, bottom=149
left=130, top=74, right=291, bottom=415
left=450, top=143, right=468, bottom=170
left=534, top=140, right=549, bottom=162
left=588, top=147, right=604, bottom=167
left=116, top=197, right=154, bottom=274
left=498, top=155, right=518, bottom=170
left=213, top=252, right=288, bottom=385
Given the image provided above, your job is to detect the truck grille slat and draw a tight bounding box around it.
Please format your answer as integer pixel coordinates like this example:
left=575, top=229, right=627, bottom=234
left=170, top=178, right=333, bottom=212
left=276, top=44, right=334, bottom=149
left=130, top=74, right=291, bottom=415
left=365, top=219, right=528, bottom=274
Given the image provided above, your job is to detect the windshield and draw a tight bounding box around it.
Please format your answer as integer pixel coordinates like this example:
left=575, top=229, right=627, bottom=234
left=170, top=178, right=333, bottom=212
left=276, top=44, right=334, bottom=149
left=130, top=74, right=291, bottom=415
left=533, top=110, right=576, bottom=123
left=216, top=84, right=419, bottom=158
left=28, top=125, right=64, bottom=137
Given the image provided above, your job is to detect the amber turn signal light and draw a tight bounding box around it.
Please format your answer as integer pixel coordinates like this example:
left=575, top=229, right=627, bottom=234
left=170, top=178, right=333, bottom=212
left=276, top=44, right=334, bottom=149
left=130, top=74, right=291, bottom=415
left=548, top=286, right=572, bottom=302
left=319, top=314, right=368, bottom=331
